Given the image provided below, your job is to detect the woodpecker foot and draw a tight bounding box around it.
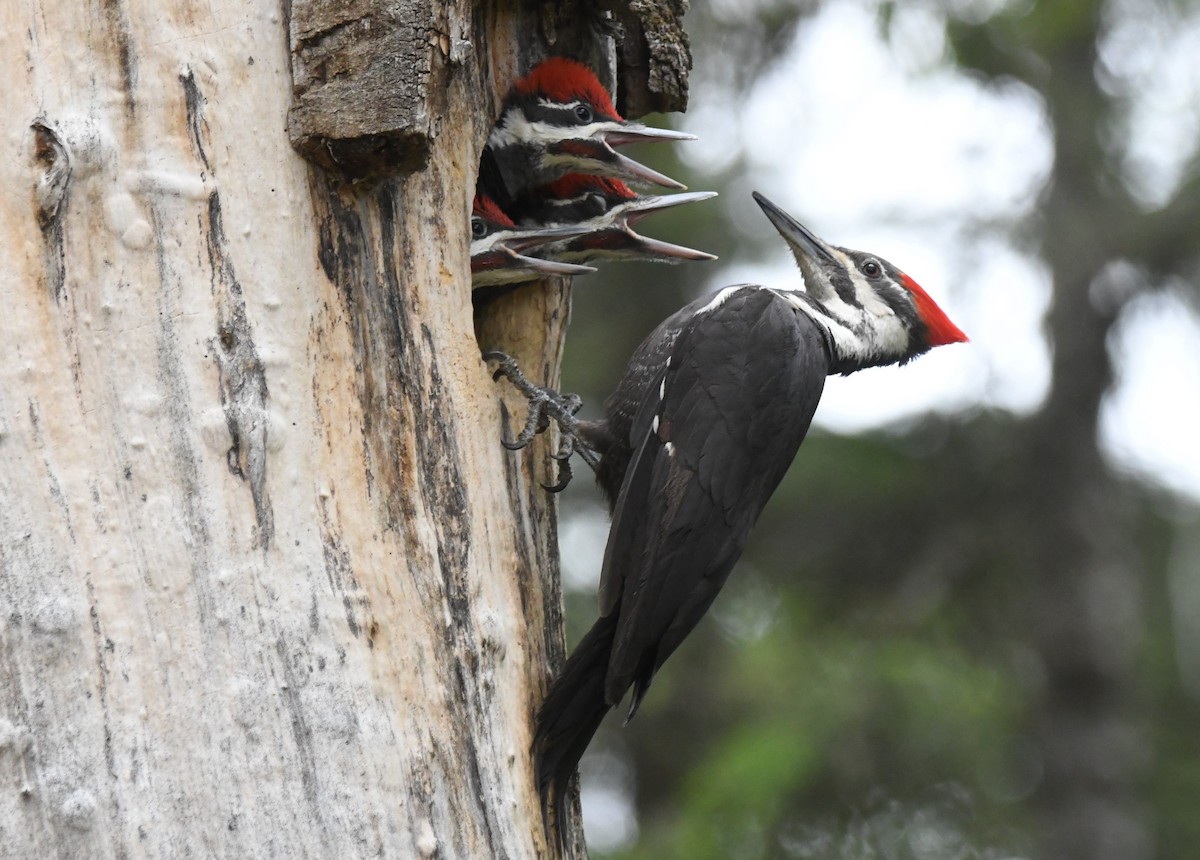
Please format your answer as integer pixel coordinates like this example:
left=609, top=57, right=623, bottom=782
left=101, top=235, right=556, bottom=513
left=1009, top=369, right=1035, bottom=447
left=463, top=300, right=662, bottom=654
left=484, top=351, right=600, bottom=492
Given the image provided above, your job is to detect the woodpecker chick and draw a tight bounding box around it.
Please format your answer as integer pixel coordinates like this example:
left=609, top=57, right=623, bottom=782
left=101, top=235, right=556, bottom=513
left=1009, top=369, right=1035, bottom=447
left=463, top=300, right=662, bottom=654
left=480, top=58, right=694, bottom=212
left=492, top=193, right=968, bottom=840
left=519, top=175, right=718, bottom=265
left=470, top=195, right=597, bottom=288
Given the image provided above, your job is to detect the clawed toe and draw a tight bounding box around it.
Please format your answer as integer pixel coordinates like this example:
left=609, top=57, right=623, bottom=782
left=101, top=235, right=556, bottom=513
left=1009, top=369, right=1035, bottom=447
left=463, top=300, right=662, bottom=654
left=485, top=351, right=600, bottom=492
left=542, top=460, right=573, bottom=493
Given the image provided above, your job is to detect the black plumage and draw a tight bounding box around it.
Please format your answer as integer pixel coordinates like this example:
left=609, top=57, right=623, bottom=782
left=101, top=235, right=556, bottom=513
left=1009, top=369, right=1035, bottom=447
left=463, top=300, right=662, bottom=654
left=489, top=193, right=968, bottom=840
left=536, top=288, right=831, bottom=826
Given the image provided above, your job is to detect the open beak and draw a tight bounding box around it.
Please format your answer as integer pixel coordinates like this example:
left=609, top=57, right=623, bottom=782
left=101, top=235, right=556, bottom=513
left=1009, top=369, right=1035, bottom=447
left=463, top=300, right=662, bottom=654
left=602, top=122, right=695, bottom=191
left=622, top=191, right=718, bottom=226
left=619, top=233, right=718, bottom=262
left=521, top=189, right=718, bottom=265
left=472, top=223, right=598, bottom=287
left=609, top=151, right=688, bottom=190
left=548, top=123, right=693, bottom=190
left=532, top=228, right=717, bottom=265
left=617, top=190, right=718, bottom=260
left=539, top=189, right=718, bottom=264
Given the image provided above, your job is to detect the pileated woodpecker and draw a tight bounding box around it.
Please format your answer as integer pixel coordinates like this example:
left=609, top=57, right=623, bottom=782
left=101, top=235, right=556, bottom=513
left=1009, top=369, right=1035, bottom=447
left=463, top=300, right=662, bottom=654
left=470, top=194, right=596, bottom=288
left=518, top=174, right=718, bottom=265
left=479, top=58, right=694, bottom=214
left=488, top=193, right=967, bottom=834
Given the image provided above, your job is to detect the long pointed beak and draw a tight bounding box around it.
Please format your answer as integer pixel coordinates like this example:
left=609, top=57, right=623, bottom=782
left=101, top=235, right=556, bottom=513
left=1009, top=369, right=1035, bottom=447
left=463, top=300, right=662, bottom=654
left=626, top=234, right=718, bottom=262
left=534, top=229, right=717, bottom=265
left=471, top=248, right=596, bottom=285
left=601, top=125, right=697, bottom=146
left=472, top=223, right=598, bottom=286
left=610, top=151, right=688, bottom=190
left=548, top=128, right=691, bottom=190
left=506, top=253, right=598, bottom=276
left=501, top=223, right=596, bottom=253
left=621, top=190, right=718, bottom=226
left=604, top=119, right=694, bottom=192
left=751, top=192, right=838, bottom=263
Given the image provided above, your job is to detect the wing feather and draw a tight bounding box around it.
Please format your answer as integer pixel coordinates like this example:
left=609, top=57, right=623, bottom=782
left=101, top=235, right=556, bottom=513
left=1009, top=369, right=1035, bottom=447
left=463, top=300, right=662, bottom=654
left=599, top=288, right=833, bottom=709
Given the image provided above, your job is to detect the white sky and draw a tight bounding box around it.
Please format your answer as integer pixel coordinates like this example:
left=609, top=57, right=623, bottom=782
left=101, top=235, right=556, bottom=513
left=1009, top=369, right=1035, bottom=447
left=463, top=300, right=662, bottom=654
left=677, top=0, right=1200, bottom=501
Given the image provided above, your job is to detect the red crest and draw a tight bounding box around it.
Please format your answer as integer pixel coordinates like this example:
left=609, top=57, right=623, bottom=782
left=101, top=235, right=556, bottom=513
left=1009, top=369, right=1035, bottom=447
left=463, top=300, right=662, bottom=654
left=473, top=194, right=516, bottom=229
left=516, top=58, right=622, bottom=120
left=900, top=274, right=968, bottom=347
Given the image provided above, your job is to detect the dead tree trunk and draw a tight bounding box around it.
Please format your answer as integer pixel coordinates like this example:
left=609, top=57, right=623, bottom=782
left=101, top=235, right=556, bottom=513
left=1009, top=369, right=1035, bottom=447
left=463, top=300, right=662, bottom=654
left=1, top=1, right=687, bottom=857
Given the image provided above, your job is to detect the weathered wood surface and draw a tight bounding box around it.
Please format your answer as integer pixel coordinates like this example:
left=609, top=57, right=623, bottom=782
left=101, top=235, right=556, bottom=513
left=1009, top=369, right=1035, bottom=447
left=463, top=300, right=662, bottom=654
left=609, top=0, right=692, bottom=117
left=287, top=0, right=449, bottom=178
left=1, top=1, right=578, bottom=857
left=2, top=0, right=689, bottom=856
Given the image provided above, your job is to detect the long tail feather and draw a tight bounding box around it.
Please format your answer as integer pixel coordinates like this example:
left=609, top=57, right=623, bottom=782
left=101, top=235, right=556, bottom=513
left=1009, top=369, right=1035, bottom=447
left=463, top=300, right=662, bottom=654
left=533, top=611, right=619, bottom=848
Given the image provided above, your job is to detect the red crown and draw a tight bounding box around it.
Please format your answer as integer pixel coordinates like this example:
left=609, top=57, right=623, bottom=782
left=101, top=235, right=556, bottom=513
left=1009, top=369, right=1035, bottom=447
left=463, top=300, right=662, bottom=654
left=542, top=174, right=635, bottom=202
left=473, top=195, right=515, bottom=229
left=516, top=58, right=622, bottom=121
left=900, top=274, right=968, bottom=347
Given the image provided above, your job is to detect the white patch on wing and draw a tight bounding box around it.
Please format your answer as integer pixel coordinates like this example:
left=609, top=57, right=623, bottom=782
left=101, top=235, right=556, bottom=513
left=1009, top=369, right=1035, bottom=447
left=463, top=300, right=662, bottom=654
left=698, top=285, right=746, bottom=315
left=776, top=290, right=812, bottom=312
left=665, top=441, right=676, bottom=456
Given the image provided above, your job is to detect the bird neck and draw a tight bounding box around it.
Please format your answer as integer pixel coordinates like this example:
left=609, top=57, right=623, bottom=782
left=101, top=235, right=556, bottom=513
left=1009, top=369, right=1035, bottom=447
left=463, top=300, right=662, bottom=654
left=483, top=139, right=546, bottom=200
left=774, top=289, right=919, bottom=374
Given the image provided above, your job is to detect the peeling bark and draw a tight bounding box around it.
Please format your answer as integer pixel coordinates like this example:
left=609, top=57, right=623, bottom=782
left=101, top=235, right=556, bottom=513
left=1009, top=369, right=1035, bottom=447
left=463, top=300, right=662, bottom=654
left=608, top=0, right=692, bottom=117
left=286, top=0, right=445, bottom=179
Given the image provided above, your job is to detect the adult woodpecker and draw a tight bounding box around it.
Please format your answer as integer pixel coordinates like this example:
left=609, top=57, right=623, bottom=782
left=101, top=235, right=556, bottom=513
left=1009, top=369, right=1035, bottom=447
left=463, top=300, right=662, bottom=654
left=487, top=193, right=968, bottom=835
left=519, top=174, right=719, bottom=266
left=479, top=57, right=694, bottom=214
left=470, top=194, right=597, bottom=288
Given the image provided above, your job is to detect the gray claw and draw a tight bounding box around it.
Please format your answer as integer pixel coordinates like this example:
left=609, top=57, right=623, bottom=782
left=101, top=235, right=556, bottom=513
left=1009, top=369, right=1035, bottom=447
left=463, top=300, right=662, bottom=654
left=485, top=351, right=600, bottom=492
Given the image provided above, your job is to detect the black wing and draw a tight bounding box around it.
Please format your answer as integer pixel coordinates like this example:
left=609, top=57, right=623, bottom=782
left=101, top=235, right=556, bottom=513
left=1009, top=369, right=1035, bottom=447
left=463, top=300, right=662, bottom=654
left=598, top=287, right=831, bottom=712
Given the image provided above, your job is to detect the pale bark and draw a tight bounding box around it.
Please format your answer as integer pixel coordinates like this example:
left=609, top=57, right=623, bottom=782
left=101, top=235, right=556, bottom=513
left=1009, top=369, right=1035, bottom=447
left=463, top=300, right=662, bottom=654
left=0, top=1, right=613, bottom=857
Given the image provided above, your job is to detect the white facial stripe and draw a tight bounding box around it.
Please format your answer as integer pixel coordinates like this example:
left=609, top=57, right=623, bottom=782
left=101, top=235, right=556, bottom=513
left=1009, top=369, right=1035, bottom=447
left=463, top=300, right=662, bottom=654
left=487, top=110, right=535, bottom=148
left=823, top=294, right=908, bottom=363
left=829, top=248, right=854, bottom=267
left=535, top=119, right=610, bottom=142
left=857, top=284, right=896, bottom=319
left=806, top=248, right=911, bottom=363
left=536, top=98, right=586, bottom=112
left=777, top=277, right=909, bottom=367
left=489, top=106, right=612, bottom=147
left=541, top=151, right=605, bottom=173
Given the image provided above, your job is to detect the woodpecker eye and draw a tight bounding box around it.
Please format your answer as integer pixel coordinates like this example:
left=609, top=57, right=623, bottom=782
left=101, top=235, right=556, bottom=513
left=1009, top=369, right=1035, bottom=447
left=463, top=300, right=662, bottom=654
left=861, top=259, right=882, bottom=279
left=573, top=104, right=593, bottom=123
left=471, top=217, right=487, bottom=239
